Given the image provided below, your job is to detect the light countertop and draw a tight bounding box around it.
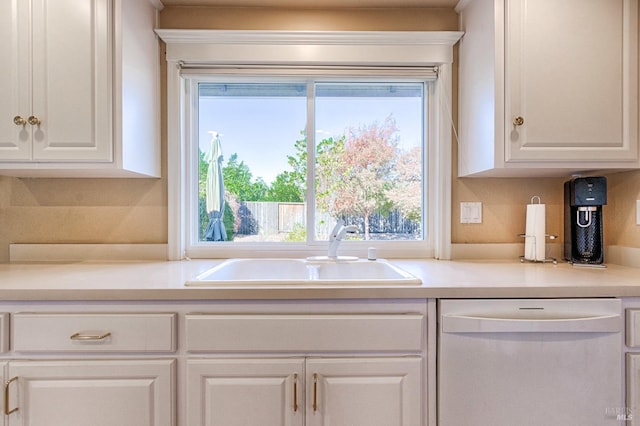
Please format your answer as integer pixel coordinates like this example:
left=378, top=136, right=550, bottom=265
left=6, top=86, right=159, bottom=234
left=0, top=259, right=638, bottom=300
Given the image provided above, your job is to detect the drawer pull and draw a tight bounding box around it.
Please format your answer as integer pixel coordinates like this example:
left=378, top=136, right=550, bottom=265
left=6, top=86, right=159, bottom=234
left=4, top=376, right=18, bottom=415
left=70, top=332, right=112, bottom=341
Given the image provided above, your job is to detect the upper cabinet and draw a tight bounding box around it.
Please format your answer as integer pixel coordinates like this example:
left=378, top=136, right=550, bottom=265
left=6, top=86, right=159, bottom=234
left=456, top=0, right=639, bottom=177
left=0, top=0, right=161, bottom=178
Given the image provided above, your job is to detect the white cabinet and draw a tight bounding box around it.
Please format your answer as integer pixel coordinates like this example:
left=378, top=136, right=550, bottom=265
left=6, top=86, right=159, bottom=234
left=0, top=0, right=111, bottom=163
left=0, top=0, right=161, bottom=177
left=626, top=307, right=640, bottom=424
left=456, top=0, right=639, bottom=177
left=188, top=358, right=304, bottom=426
left=185, top=308, right=428, bottom=426
left=306, top=357, right=421, bottom=426
left=5, top=359, right=175, bottom=426
left=187, top=357, right=422, bottom=426
left=0, top=299, right=431, bottom=426
left=4, top=310, right=177, bottom=426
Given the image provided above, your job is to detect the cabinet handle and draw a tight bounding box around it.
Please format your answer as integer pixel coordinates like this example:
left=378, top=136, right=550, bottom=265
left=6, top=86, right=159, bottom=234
left=293, top=373, right=298, bottom=412
left=13, top=116, right=27, bottom=126
left=70, top=332, right=112, bottom=341
left=313, top=373, right=318, bottom=412
left=513, top=116, right=524, bottom=126
left=27, top=116, right=41, bottom=126
left=4, top=376, right=18, bottom=415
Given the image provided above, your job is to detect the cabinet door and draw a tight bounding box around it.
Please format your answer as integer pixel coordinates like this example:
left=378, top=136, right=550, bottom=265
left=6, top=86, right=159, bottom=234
left=5, top=359, right=175, bottom=426
left=0, top=0, right=30, bottom=160
left=30, top=0, right=112, bottom=161
left=306, top=357, right=422, bottom=426
left=626, top=353, right=640, bottom=424
left=188, top=358, right=304, bottom=426
left=505, top=0, right=638, bottom=162
left=0, top=362, right=6, bottom=426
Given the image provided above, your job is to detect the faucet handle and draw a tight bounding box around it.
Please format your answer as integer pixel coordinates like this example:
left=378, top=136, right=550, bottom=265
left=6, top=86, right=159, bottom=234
left=345, top=225, right=358, bottom=233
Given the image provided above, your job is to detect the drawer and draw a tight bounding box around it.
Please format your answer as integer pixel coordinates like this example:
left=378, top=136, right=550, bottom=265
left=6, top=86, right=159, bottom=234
left=627, top=309, right=640, bottom=347
left=185, top=313, right=424, bottom=353
left=12, top=313, right=177, bottom=352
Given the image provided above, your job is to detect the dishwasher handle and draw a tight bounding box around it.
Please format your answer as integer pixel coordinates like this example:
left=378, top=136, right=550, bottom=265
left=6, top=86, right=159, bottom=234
left=441, top=313, right=621, bottom=333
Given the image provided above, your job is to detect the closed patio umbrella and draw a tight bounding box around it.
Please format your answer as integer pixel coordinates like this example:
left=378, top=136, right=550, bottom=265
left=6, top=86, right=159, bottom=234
left=204, top=131, right=227, bottom=241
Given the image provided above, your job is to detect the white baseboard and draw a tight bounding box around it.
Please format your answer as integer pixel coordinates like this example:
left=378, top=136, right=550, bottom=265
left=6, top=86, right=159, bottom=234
left=9, top=244, right=168, bottom=263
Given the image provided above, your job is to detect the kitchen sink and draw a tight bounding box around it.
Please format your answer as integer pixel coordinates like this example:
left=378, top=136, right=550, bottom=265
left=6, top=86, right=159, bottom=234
left=185, top=258, right=421, bottom=286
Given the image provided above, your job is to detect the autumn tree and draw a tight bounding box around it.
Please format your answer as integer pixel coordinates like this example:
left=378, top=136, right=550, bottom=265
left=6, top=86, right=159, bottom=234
left=386, top=146, right=422, bottom=222
left=316, top=116, right=404, bottom=240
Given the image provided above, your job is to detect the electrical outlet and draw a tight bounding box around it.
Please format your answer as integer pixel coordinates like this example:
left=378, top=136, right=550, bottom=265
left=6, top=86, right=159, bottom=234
left=460, top=202, right=482, bottom=224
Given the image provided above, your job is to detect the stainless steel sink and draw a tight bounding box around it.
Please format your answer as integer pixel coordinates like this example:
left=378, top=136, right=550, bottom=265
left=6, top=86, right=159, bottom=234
left=185, top=258, right=421, bottom=286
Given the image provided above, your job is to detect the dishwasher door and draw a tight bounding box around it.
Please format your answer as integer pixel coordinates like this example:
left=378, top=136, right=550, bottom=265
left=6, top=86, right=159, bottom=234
left=438, top=299, right=623, bottom=426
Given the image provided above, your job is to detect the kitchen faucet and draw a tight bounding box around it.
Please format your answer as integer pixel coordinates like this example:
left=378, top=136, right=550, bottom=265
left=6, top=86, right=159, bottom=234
left=327, top=220, right=358, bottom=259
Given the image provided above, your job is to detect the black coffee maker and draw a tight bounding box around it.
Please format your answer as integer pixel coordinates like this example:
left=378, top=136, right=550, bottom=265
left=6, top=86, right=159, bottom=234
left=564, top=177, right=607, bottom=265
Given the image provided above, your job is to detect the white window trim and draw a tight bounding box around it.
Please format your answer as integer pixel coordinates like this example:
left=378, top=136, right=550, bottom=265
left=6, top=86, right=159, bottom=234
left=157, top=29, right=462, bottom=261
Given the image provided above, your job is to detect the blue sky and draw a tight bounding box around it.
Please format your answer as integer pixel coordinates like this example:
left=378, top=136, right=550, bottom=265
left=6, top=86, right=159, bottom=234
left=199, top=95, right=422, bottom=184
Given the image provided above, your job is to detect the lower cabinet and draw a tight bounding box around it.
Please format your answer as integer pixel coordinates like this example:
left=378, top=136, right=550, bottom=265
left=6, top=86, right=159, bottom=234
left=627, top=354, right=640, bottom=424
left=4, top=359, right=175, bottom=426
left=187, top=357, right=422, bottom=426
left=0, top=300, right=430, bottom=426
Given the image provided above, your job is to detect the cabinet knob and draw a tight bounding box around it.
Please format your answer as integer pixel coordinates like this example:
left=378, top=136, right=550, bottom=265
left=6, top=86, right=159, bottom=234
left=13, top=116, right=27, bottom=126
left=28, top=115, right=41, bottom=126
left=513, top=116, right=525, bottom=126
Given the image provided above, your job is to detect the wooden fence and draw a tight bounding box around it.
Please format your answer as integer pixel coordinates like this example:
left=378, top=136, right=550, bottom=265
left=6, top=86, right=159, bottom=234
left=236, top=202, right=420, bottom=237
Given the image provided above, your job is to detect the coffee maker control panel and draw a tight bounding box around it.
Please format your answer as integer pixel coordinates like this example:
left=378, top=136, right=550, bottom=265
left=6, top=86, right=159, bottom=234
left=571, top=177, right=607, bottom=206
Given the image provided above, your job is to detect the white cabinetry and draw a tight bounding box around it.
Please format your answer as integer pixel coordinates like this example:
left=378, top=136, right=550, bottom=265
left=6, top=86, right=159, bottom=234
left=185, top=308, right=428, bottom=426
left=188, top=358, right=304, bottom=426
left=305, top=357, right=421, bottom=426
left=0, top=0, right=160, bottom=177
left=0, top=300, right=431, bottom=426
left=187, top=357, right=422, bottom=426
left=4, top=311, right=176, bottom=426
left=5, top=360, right=174, bottom=426
left=626, top=307, right=640, bottom=423
left=456, top=0, right=638, bottom=177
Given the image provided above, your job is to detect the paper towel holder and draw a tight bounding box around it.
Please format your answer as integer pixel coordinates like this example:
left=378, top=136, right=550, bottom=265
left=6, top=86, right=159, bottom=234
left=519, top=196, right=558, bottom=264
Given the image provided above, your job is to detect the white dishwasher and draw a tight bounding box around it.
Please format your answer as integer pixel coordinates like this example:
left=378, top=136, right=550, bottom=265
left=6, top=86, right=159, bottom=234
left=438, top=298, right=623, bottom=426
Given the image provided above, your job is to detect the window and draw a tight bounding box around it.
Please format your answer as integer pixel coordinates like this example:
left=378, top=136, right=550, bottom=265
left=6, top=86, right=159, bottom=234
left=159, top=30, right=461, bottom=260
left=193, top=78, right=426, bottom=244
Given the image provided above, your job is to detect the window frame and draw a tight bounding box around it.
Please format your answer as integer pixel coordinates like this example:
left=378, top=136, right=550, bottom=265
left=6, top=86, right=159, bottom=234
left=157, top=29, right=462, bottom=260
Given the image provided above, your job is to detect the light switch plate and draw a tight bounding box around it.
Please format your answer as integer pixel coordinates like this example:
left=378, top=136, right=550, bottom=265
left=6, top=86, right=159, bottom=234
left=460, top=202, right=482, bottom=224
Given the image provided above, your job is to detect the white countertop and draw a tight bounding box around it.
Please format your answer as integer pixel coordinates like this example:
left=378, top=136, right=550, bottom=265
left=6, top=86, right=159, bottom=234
left=0, top=259, right=638, bottom=300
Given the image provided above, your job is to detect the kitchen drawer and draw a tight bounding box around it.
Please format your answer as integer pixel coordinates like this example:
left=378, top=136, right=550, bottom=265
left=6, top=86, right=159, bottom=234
left=185, top=313, right=424, bottom=353
left=12, top=313, right=177, bottom=352
left=627, top=309, right=640, bottom=347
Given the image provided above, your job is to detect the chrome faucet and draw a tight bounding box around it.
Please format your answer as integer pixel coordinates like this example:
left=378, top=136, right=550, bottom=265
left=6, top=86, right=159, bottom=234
left=328, top=220, right=358, bottom=258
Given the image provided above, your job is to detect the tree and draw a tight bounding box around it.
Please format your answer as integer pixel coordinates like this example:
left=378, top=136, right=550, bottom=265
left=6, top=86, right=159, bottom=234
left=222, top=153, right=268, bottom=201
left=316, top=116, right=401, bottom=240
left=267, top=171, right=304, bottom=202
left=386, top=146, right=422, bottom=222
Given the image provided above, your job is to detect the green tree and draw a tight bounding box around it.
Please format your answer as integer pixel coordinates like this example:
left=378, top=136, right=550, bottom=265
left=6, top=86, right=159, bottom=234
left=283, top=131, right=308, bottom=201
left=267, top=171, right=304, bottom=202
left=223, top=153, right=261, bottom=201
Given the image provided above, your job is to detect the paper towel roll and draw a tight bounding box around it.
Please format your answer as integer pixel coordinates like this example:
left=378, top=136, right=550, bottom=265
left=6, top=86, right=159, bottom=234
left=524, top=203, right=546, bottom=261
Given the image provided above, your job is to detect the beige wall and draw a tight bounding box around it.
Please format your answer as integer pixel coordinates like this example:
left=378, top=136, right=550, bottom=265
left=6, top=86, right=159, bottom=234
left=0, top=6, right=638, bottom=263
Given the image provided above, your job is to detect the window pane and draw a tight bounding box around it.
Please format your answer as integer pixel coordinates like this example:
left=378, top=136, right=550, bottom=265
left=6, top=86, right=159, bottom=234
left=314, top=82, right=424, bottom=241
left=198, top=82, right=307, bottom=243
